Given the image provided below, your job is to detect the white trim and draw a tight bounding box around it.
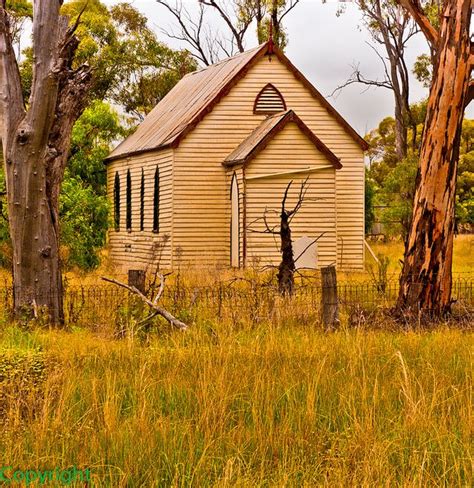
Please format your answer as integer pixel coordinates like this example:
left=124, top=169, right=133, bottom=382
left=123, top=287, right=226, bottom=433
left=245, top=165, right=334, bottom=181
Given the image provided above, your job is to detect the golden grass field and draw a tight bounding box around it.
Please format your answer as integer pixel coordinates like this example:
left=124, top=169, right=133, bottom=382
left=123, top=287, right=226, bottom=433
left=0, top=236, right=472, bottom=486
left=0, top=325, right=472, bottom=487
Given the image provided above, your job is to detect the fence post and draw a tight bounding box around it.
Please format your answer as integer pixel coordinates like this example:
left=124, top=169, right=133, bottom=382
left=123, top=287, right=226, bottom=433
left=321, top=265, right=339, bottom=331
left=128, top=269, right=146, bottom=294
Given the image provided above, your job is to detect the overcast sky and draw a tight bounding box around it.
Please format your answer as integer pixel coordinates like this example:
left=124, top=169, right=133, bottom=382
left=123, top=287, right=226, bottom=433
left=105, top=0, right=473, bottom=135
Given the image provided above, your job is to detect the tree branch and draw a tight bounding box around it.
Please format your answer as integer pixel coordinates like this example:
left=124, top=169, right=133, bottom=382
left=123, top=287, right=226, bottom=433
left=293, top=232, right=325, bottom=264
left=330, top=62, right=393, bottom=98
left=396, top=0, right=439, bottom=47
left=27, top=0, right=66, bottom=144
left=102, top=276, right=188, bottom=330
left=199, top=0, right=246, bottom=53
left=157, top=0, right=214, bottom=65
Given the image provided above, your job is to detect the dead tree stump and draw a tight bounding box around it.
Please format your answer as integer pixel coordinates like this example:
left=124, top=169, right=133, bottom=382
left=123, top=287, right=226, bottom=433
left=321, top=265, right=339, bottom=331
left=128, top=270, right=146, bottom=294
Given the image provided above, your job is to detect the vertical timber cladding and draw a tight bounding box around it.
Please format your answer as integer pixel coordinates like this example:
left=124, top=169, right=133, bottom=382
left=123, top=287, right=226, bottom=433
left=106, top=148, right=174, bottom=270
left=172, top=54, right=364, bottom=269
left=245, top=122, right=337, bottom=268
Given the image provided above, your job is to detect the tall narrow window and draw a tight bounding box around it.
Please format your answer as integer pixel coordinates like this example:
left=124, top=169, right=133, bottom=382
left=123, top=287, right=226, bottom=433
left=253, top=83, right=286, bottom=114
left=126, top=169, right=132, bottom=231
left=114, top=171, right=120, bottom=231
left=153, top=166, right=160, bottom=233
left=140, top=168, right=145, bottom=231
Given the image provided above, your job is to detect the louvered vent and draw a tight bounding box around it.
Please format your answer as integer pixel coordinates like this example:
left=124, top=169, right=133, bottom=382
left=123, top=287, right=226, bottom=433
left=254, top=84, right=286, bottom=114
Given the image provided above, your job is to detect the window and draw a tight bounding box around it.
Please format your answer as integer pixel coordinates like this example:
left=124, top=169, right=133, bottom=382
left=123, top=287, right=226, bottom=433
left=153, top=166, right=160, bottom=233
left=140, top=168, right=145, bottom=231
left=253, top=83, right=286, bottom=114
left=126, top=169, right=132, bottom=231
left=114, top=172, right=120, bottom=231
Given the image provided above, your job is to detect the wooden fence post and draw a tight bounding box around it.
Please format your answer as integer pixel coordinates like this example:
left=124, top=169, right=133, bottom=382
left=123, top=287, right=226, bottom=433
left=321, top=265, right=339, bottom=331
left=128, top=269, right=146, bottom=294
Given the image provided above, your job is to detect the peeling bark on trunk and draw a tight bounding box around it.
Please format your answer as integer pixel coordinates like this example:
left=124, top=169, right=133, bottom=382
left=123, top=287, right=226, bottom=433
left=396, top=0, right=472, bottom=317
left=0, top=1, right=92, bottom=324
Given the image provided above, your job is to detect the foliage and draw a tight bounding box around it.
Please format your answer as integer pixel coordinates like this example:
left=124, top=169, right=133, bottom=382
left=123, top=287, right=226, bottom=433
left=17, top=0, right=197, bottom=121
left=413, top=53, right=432, bottom=88
left=0, top=100, right=122, bottom=270
left=68, top=100, right=126, bottom=194
left=365, top=117, right=398, bottom=171
left=366, top=110, right=474, bottom=236
left=457, top=121, right=474, bottom=226
left=0, top=170, right=10, bottom=268
left=60, top=178, right=109, bottom=270
left=2, top=1, right=195, bottom=270
left=377, top=157, right=418, bottom=239
left=365, top=173, right=376, bottom=234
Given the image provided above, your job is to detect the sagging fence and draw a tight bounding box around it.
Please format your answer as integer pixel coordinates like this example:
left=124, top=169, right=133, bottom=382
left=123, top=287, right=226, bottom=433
left=0, top=274, right=473, bottom=329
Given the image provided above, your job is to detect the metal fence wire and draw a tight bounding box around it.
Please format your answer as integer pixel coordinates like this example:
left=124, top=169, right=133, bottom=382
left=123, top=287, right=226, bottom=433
left=0, top=277, right=472, bottom=328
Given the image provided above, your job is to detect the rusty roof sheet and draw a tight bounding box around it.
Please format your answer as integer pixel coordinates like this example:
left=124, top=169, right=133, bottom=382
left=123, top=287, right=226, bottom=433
left=223, top=110, right=342, bottom=169
left=106, top=44, right=268, bottom=161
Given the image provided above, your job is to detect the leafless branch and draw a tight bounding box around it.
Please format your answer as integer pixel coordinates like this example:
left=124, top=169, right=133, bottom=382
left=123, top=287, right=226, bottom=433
left=157, top=0, right=215, bottom=65
left=102, top=276, right=188, bottom=330
left=199, top=0, right=249, bottom=53
left=330, top=62, right=393, bottom=98
left=157, top=0, right=241, bottom=65
left=293, top=232, right=325, bottom=264
left=278, top=0, right=300, bottom=23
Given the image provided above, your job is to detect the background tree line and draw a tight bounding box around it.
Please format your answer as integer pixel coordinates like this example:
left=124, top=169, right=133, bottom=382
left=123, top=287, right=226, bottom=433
left=364, top=106, right=474, bottom=239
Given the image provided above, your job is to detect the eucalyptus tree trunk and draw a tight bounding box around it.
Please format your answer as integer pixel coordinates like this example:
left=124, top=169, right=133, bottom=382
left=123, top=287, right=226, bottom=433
left=396, top=0, right=472, bottom=317
left=0, top=1, right=92, bottom=324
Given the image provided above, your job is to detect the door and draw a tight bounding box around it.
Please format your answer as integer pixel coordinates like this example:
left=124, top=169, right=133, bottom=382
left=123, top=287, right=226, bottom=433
left=230, top=173, right=240, bottom=267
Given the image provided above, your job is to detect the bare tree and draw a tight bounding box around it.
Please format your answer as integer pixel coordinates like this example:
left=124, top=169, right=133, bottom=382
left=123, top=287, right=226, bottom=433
left=0, top=1, right=93, bottom=323
left=248, top=179, right=324, bottom=295
left=157, top=1, right=231, bottom=65
left=156, top=0, right=300, bottom=65
left=333, top=0, right=419, bottom=160
left=395, top=0, right=473, bottom=317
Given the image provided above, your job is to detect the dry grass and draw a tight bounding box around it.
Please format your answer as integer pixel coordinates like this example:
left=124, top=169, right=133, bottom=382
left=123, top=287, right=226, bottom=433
left=368, top=234, right=474, bottom=276
left=0, top=324, right=472, bottom=486
left=0, top=237, right=472, bottom=486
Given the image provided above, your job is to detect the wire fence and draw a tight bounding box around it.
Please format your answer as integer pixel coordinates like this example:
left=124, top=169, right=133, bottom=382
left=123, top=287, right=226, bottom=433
left=0, top=276, right=473, bottom=328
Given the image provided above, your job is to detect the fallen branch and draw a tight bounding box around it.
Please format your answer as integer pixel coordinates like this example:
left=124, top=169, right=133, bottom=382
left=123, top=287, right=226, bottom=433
left=101, top=276, right=188, bottom=330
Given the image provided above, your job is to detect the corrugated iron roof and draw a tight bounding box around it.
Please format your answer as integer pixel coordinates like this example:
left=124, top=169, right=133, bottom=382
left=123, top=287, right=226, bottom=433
left=106, top=44, right=268, bottom=161
left=223, top=110, right=342, bottom=169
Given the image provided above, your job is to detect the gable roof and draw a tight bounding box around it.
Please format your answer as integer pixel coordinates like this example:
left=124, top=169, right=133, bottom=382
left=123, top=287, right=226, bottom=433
left=106, top=42, right=368, bottom=162
left=223, top=110, right=342, bottom=169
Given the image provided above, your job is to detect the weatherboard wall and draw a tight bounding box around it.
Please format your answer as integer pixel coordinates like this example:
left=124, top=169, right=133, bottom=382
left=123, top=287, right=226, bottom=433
left=171, top=53, right=364, bottom=268
left=106, top=149, right=173, bottom=270
left=244, top=122, right=337, bottom=267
